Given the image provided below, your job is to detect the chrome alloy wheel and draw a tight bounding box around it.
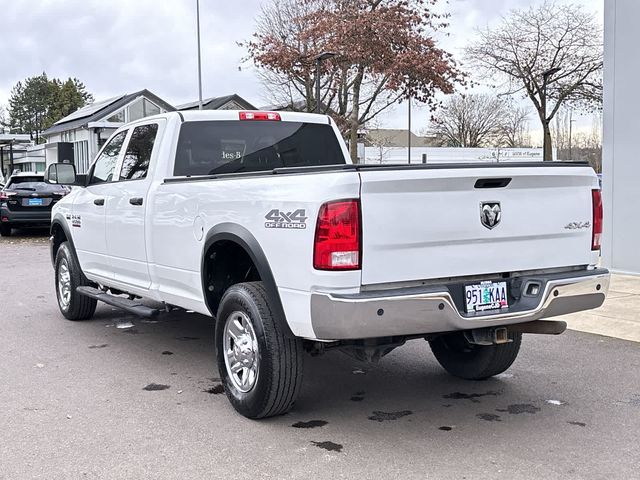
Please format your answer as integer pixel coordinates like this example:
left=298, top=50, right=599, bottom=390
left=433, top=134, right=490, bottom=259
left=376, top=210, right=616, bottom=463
left=223, top=311, right=260, bottom=393
left=57, top=258, right=71, bottom=309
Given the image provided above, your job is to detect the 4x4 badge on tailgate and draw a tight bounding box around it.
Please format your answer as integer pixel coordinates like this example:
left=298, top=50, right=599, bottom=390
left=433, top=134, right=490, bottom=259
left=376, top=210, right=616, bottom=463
left=265, top=209, right=307, bottom=229
left=480, top=202, right=501, bottom=229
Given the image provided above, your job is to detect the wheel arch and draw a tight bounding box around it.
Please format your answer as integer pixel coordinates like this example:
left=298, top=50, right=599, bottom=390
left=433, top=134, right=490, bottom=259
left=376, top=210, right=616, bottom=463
left=50, top=215, right=78, bottom=267
left=202, top=223, right=294, bottom=338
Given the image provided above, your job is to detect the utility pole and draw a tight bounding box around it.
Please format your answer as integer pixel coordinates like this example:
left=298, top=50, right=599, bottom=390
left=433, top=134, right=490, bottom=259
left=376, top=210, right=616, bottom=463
left=196, top=0, right=203, bottom=110
left=568, top=109, right=575, bottom=160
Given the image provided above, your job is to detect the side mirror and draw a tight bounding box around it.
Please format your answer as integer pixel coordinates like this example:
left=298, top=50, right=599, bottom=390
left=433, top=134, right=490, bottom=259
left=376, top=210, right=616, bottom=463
left=45, top=162, right=78, bottom=185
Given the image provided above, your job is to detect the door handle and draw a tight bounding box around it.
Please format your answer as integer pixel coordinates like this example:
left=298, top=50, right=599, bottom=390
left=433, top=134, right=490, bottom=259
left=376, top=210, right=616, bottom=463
left=129, top=197, right=144, bottom=206
left=93, top=198, right=105, bottom=206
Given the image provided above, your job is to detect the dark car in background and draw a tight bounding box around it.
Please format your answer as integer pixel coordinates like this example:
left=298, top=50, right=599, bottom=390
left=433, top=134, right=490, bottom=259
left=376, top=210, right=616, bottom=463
left=0, top=173, right=69, bottom=236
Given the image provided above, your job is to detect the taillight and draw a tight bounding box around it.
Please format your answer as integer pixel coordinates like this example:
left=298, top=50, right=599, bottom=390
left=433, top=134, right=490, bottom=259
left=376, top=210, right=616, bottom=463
left=592, top=189, right=603, bottom=251
left=313, top=199, right=361, bottom=270
left=239, top=111, right=281, bottom=121
left=0, top=191, right=14, bottom=200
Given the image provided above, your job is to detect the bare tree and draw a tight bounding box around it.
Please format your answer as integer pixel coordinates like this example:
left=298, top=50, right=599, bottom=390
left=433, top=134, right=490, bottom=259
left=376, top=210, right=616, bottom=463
left=499, top=101, right=531, bottom=148
left=245, top=0, right=463, bottom=161
left=465, top=1, right=603, bottom=160
left=430, top=94, right=506, bottom=147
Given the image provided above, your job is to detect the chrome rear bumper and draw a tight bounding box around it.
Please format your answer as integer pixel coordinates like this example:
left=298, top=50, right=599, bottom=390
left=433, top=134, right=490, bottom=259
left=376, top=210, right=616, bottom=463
left=310, top=269, right=610, bottom=340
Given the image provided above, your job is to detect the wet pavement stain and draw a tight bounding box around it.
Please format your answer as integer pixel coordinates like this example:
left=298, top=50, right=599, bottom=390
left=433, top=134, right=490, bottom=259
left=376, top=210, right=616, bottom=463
left=496, top=404, right=540, bottom=414
left=311, top=441, right=343, bottom=452
left=350, top=391, right=365, bottom=402
left=618, top=394, right=640, bottom=406
left=476, top=413, right=502, bottom=422
left=161, top=351, right=174, bottom=355
left=568, top=421, right=587, bottom=427
left=368, top=410, right=413, bottom=422
left=443, top=391, right=499, bottom=403
left=88, top=344, right=109, bottom=349
left=203, top=384, right=225, bottom=394
left=292, top=420, right=328, bottom=429
left=143, top=383, right=170, bottom=391
left=438, top=426, right=453, bottom=431
left=176, top=336, right=200, bottom=341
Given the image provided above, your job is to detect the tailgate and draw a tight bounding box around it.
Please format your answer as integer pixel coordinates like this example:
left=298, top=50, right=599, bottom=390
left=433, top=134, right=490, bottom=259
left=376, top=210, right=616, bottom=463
left=359, top=165, right=599, bottom=286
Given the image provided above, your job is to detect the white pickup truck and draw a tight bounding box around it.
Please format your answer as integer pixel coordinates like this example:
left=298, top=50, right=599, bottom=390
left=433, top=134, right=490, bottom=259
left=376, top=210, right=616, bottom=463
left=46, top=110, right=609, bottom=419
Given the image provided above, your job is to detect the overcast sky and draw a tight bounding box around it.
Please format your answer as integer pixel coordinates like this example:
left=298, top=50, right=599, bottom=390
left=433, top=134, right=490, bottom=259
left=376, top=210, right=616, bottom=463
left=0, top=0, right=602, bottom=143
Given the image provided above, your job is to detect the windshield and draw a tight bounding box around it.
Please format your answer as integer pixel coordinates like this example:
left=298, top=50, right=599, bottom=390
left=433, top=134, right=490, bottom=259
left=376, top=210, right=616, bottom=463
left=6, top=177, right=68, bottom=193
left=174, top=121, right=346, bottom=176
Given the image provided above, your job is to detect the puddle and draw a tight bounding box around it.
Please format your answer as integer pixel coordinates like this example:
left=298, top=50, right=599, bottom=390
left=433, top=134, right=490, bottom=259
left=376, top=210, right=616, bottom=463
left=443, top=391, right=499, bottom=403
left=476, top=413, right=502, bottom=422
left=368, top=410, right=413, bottom=422
left=203, top=384, right=225, bottom=395
left=116, top=321, right=134, bottom=329
left=546, top=399, right=566, bottom=406
left=496, top=404, right=540, bottom=414
left=143, top=383, right=170, bottom=391
left=568, top=421, right=586, bottom=427
left=292, top=420, right=328, bottom=429
left=162, top=351, right=174, bottom=355
left=311, top=441, right=343, bottom=452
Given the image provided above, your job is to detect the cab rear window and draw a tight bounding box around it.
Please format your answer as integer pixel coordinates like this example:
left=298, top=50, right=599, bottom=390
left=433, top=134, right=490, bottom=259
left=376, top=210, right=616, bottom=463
left=174, top=121, right=346, bottom=176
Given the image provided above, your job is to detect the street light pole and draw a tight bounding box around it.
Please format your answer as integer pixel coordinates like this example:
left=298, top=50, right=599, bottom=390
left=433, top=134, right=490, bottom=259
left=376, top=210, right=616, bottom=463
left=196, top=0, right=203, bottom=111
left=314, top=52, right=336, bottom=113
left=407, top=96, right=411, bottom=164
left=541, top=67, right=561, bottom=161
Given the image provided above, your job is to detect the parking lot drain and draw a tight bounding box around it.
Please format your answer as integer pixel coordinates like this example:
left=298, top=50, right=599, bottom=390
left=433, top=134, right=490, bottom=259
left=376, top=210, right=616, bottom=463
left=438, top=426, right=453, bottom=431
left=161, top=351, right=174, bottom=355
left=496, top=404, right=540, bottom=414
left=311, top=441, right=343, bottom=452
left=143, top=383, right=170, bottom=391
left=368, top=410, right=413, bottom=422
left=476, top=413, right=502, bottom=422
left=443, top=391, right=499, bottom=403
left=292, top=420, right=328, bottom=429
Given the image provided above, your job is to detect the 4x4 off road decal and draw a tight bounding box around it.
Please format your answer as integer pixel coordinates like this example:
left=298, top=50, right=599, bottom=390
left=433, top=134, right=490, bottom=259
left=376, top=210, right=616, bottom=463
left=265, top=209, right=307, bottom=229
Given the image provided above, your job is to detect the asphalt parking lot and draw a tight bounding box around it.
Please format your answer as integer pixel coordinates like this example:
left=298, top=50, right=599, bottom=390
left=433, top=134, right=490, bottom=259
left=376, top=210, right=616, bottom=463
left=1, top=230, right=639, bottom=480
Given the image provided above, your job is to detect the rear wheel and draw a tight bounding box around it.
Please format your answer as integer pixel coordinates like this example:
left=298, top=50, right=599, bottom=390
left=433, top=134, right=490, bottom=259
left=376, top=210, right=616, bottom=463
left=0, top=224, right=11, bottom=236
left=429, top=331, right=522, bottom=380
left=215, top=282, right=303, bottom=419
left=55, top=242, right=97, bottom=320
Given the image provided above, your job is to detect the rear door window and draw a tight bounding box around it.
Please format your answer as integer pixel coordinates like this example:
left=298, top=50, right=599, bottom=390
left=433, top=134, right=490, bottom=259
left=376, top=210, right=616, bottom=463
left=119, top=124, right=159, bottom=181
left=173, top=121, right=345, bottom=176
left=6, top=177, right=67, bottom=193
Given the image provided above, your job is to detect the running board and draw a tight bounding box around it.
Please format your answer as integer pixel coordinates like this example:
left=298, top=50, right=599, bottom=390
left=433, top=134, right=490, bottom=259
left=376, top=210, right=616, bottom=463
left=76, top=286, right=160, bottom=318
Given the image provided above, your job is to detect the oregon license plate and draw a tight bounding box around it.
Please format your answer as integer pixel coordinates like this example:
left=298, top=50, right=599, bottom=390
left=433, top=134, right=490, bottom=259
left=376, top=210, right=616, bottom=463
left=465, top=281, right=508, bottom=313
left=27, top=198, right=43, bottom=206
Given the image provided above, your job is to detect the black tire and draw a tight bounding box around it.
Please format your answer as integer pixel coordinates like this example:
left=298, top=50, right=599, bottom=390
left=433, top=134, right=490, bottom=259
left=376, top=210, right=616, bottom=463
left=429, top=331, right=522, bottom=380
left=0, top=224, right=11, bottom=236
left=54, top=242, right=97, bottom=321
left=215, top=281, right=303, bottom=419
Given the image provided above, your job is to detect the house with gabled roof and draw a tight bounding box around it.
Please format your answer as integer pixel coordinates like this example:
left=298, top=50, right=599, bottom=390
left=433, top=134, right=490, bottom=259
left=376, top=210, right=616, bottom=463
left=42, top=89, right=175, bottom=173
left=176, top=94, right=256, bottom=111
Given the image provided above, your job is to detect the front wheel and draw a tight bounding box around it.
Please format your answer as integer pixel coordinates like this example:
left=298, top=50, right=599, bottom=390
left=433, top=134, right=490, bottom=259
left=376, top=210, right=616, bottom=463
left=55, top=242, right=97, bottom=320
left=429, top=331, right=522, bottom=380
left=215, top=282, right=303, bottom=419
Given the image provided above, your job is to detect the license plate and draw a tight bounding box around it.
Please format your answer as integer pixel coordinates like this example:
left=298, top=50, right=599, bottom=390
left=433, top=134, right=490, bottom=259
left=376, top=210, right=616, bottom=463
left=27, top=198, right=43, bottom=206
left=465, top=281, right=508, bottom=313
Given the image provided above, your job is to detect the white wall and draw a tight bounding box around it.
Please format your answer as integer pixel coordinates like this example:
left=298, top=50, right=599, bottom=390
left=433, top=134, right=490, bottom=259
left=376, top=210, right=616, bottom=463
left=602, top=0, right=639, bottom=275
